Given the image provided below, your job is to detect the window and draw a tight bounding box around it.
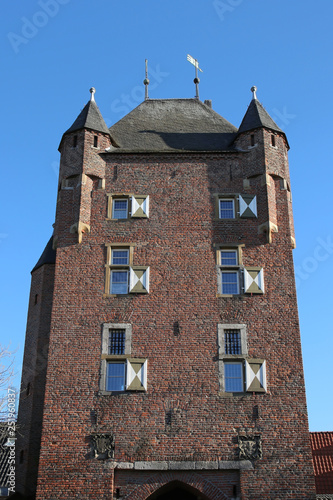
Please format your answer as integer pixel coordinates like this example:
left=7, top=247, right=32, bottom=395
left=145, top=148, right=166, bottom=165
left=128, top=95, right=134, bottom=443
left=108, top=328, right=125, bottom=354
left=73, top=135, right=77, bottom=148
left=107, top=194, right=149, bottom=220
left=219, top=199, right=235, bottom=219
left=221, top=271, right=239, bottom=295
left=250, top=134, right=255, bottom=146
left=105, top=244, right=150, bottom=296
left=110, top=249, right=129, bottom=294
left=107, top=363, right=126, bottom=391
left=218, top=248, right=241, bottom=296
left=113, top=199, right=128, bottom=219
left=218, top=324, right=266, bottom=394
left=225, top=329, right=241, bottom=354
left=271, top=134, right=276, bottom=147
left=224, top=362, right=243, bottom=392
left=94, top=135, right=98, bottom=148
left=215, top=194, right=257, bottom=219
left=100, top=323, right=147, bottom=394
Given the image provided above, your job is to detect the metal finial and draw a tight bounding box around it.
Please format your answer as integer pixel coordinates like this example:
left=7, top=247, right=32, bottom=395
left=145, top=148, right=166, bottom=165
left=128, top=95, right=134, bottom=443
left=90, top=87, right=96, bottom=102
left=143, top=59, right=150, bottom=100
left=187, top=54, right=203, bottom=99
left=251, top=86, right=257, bottom=100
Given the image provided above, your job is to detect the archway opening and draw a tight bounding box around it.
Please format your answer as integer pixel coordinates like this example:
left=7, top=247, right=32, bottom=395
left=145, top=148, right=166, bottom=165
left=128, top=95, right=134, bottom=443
left=146, top=480, right=210, bottom=500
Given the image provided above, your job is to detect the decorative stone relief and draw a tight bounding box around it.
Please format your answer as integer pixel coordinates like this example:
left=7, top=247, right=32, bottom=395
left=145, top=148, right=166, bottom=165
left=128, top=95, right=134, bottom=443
left=238, top=435, right=262, bottom=460
left=91, top=433, right=115, bottom=459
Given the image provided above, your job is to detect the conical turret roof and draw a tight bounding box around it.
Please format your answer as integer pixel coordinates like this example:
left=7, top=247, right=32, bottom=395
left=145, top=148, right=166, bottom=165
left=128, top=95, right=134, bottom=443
left=238, top=97, right=283, bottom=135
left=31, top=236, right=56, bottom=273
left=64, top=98, right=110, bottom=136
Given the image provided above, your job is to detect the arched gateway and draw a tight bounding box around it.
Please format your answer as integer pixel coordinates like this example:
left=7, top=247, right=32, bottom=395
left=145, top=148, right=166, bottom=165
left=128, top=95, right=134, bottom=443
left=146, top=480, right=210, bottom=500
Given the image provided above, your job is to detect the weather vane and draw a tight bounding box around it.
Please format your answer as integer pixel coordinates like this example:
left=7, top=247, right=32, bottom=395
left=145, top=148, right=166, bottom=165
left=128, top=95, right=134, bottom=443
left=187, top=54, right=203, bottom=99
left=143, top=59, right=150, bottom=100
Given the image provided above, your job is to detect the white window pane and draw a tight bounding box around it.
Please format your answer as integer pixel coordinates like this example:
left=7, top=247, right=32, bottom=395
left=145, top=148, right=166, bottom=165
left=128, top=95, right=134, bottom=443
left=219, top=199, right=234, bottom=219
left=221, top=250, right=237, bottom=266
left=111, top=271, right=128, bottom=294
left=222, top=272, right=239, bottom=294
left=225, top=363, right=243, bottom=392
left=113, top=199, right=128, bottom=219
left=111, top=250, right=129, bottom=265
left=107, top=363, right=125, bottom=391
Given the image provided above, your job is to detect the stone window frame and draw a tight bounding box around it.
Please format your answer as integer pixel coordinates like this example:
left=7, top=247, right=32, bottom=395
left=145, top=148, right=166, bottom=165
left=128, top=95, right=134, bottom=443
left=99, top=323, right=148, bottom=394
left=218, top=323, right=248, bottom=395
left=106, top=193, right=150, bottom=220
left=100, top=323, right=130, bottom=394
left=218, top=324, right=267, bottom=395
left=104, top=243, right=134, bottom=297
left=216, top=244, right=244, bottom=298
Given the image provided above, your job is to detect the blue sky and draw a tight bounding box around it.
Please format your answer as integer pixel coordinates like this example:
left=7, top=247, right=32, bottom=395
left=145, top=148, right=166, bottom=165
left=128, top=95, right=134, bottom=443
left=1, top=0, right=332, bottom=431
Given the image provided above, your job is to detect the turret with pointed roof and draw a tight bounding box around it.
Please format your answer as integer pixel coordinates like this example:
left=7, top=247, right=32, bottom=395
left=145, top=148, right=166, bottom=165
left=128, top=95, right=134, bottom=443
left=237, top=86, right=289, bottom=148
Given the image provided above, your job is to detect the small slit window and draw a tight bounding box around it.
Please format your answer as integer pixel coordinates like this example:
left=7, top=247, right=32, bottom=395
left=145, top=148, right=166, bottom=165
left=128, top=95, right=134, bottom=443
left=94, top=136, right=98, bottom=148
left=271, top=134, right=276, bottom=147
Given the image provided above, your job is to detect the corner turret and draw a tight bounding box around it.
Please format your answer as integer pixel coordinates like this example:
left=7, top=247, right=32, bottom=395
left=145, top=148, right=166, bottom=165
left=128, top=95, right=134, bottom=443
left=54, top=88, right=112, bottom=248
left=234, top=87, right=295, bottom=247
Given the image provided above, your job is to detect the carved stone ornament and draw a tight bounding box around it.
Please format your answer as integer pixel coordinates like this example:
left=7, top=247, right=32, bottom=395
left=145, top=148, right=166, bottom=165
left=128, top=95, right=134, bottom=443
left=238, top=435, right=262, bottom=460
left=91, top=433, right=115, bottom=459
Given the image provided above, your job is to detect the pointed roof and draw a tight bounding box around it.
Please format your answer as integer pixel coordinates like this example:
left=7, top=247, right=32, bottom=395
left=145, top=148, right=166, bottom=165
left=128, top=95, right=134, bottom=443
left=64, top=100, right=110, bottom=136
left=63, top=88, right=110, bottom=137
left=107, top=98, right=238, bottom=152
left=31, top=236, right=56, bottom=273
left=238, top=97, right=283, bottom=135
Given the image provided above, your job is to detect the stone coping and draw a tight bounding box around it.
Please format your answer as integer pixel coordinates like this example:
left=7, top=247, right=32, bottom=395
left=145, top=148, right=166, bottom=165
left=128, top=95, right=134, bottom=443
left=106, top=460, right=253, bottom=471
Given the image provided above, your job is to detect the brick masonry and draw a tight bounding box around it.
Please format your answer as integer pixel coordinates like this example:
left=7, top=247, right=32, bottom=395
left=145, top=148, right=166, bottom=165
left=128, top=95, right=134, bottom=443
left=16, top=102, right=316, bottom=499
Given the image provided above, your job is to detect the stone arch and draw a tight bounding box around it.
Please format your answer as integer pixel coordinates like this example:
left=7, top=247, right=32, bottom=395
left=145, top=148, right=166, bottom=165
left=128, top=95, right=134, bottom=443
left=124, top=471, right=229, bottom=500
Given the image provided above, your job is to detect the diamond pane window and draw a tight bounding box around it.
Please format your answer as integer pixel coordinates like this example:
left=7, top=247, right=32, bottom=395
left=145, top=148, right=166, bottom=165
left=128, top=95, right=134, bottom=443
left=111, top=249, right=129, bottom=266
left=221, top=271, right=239, bottom=294
left=111, top=270, right=128, bottom=294
left=225, top=329, right=241, bottom=354
left=108, top=329, right=125, bottom=355
left=225, top=362, right=243, bottom=392
left=113, top=199, right=128, bottom=219
left=219, top=199, right=235, bottom=219
left=221, top=250, right=237, bottom=266
left=106, top=363, right=126, bottom=391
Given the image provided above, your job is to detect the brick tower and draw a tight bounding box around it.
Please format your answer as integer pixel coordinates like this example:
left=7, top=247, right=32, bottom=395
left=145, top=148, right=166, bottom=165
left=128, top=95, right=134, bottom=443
left=17, top=84, right=316, bottom=499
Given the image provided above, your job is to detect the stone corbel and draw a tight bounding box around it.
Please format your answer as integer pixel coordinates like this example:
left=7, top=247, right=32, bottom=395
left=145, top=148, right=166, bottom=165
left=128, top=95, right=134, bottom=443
left=258, top=221, right=278, bottom=244
left=261, top=173, right=271, bottom=186
left=70, top=221, right=91, bottom=243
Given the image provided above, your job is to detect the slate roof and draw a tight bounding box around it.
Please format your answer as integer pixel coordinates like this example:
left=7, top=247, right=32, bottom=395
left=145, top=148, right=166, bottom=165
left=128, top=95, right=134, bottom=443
left=64, top=99, right=110, bottom=136
left=31, top=236, right=56, bottom=273
left=107, top=99, right=238, bottom=152
left=238, top=98, right=283, bottom=135
left=311, top=432, right=333, bottom=494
